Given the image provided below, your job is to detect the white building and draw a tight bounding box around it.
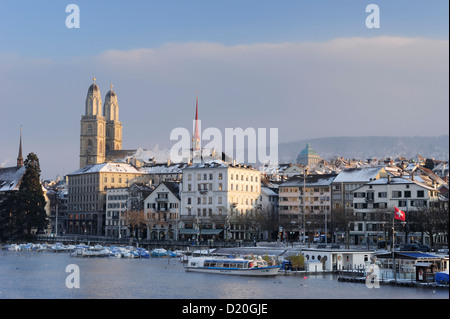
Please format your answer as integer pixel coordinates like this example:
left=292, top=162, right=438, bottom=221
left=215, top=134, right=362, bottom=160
left=352, top=176, right=442, bottom=245
left=144, top=182, right=180, bottom=240
left=180, top=160, right=261, bottom=241
left=301, top=248, right=373, bottom=272
left=105, top=187, right=128, bottom=238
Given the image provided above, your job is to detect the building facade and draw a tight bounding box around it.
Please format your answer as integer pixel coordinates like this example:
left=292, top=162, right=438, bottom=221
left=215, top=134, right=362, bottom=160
left=144, top=182, right=180, bottom=240
left=351, top=176, right=442, bottom=246
left=179, top=160, right=261, bottom=241
left=67, top=162, right=144, bottom=235
left=278, top=174, right=336, bottom=242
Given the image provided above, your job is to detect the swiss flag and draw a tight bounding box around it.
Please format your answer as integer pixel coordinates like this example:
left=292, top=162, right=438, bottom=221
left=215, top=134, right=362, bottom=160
left=394, top=207, right=406, bottom=221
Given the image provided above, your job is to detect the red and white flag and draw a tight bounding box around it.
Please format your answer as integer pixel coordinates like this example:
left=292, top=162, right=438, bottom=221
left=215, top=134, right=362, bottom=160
left=394, top=207, right=406, bottom=221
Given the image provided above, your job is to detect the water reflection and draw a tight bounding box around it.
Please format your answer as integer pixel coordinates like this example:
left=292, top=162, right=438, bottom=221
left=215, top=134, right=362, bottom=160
left=0, top=251, right=447, bottom=299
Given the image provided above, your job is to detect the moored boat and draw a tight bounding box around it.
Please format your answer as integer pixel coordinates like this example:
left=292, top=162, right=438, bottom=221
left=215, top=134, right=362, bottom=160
left=185, top=256, right=281, bottom=276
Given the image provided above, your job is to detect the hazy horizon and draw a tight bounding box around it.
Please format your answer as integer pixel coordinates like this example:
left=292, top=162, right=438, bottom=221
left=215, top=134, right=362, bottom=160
left=1, top=1, right=448, bottom=179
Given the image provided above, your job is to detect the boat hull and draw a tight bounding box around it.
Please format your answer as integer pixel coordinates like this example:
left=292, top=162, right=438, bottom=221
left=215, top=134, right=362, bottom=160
left=185, top=266, right=281, bottom=276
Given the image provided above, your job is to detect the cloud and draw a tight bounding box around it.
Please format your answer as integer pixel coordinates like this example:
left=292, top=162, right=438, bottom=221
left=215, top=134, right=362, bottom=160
left=0, top=36, right=448, bottom=178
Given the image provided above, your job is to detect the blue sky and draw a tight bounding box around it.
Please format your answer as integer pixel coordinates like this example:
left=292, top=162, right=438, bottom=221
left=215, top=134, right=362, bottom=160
left=1, top=0, right=447, bottom=58
left=0, top=1, right=448, bottom=179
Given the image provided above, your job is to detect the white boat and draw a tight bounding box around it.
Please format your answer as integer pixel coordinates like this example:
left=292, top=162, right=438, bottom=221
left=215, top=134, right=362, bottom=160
left=185, top=256, right=281, bottom=276
left=71, top=247, right=110, bottom=257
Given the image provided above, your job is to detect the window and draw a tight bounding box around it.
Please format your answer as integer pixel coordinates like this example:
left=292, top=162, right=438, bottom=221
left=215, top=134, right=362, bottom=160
left=417, top=190, right=424, bottom=198
left=404, top=191, right=411, bottom=198
left=398, top=200, right=407, bottom=207
left=392, top=191, right=402, bottom=198
left=219, top=173, right=223, bottom=180
left=378, top=192, right=387, bottom=198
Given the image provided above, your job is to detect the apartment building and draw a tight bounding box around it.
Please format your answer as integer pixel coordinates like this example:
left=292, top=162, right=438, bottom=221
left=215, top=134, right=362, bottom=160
left=144, top=182, right=180, bottom=240
left=66, top=162, right=144, bottom=235
left=278, top=174, right=336, bottom=242
left=351, top=176, right=442, bottom=245
left=180, top=160, right=261, bottom=241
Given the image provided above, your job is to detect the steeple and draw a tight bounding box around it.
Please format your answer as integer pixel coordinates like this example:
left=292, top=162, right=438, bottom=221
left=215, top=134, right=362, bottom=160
left=17, top=126, right=23, bottom=167
left=80, top=77, right=106, bottom=168
left=104, top=83, right=122, bottom=154
left=192, top=95, right=200, bottom=152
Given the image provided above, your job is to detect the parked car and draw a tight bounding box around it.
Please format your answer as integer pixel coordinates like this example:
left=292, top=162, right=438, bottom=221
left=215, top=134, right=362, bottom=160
left=414, top=243, right=431, bottom=252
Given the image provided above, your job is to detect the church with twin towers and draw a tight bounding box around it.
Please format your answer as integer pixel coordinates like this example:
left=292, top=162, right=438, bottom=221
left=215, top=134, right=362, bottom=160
left=79, top=77, right=123, bottom=168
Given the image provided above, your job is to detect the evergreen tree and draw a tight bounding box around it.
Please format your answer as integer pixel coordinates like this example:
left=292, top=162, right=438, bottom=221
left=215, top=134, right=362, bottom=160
left=19, top=153, right=48, bottom=235
left=0, top=153, right=47, bottom=240
left=0, top=192, right=22, bottom=240
left=424, top=158, right=435, bottom=170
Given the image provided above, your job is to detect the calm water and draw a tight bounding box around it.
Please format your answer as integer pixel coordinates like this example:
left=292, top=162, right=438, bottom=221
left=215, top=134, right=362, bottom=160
left=0, top=250, right=448, bottom=299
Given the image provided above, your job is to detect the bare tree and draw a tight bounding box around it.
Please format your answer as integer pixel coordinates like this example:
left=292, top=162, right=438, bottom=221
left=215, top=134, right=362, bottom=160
left=124, top=209, right=147, bottom=238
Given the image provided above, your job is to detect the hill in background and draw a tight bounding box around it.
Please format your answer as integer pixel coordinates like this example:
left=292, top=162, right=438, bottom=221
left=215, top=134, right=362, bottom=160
left=277, top=135, right=449, bottom=164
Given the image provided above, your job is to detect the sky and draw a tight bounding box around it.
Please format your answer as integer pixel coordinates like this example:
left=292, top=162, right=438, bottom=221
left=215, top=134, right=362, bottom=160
left=0, top=0, right=448, bottom=179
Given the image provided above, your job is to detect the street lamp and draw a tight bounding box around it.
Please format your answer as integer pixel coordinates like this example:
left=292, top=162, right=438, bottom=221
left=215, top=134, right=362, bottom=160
left=302, top=167, right=308, bottom=246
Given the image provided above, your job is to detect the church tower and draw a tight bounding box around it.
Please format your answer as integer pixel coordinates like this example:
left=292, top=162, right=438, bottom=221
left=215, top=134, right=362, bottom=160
left=80, top=77, right=106, bottom=168
left=17, top=126, right=24, bottom=167
left=103, top=84, right=122, bottom=154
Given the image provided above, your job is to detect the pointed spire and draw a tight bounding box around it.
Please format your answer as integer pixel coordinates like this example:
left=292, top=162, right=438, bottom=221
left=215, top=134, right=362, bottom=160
left=193, top=95, right=200, bottom=151
left=17, top=125, right=23, bottom=167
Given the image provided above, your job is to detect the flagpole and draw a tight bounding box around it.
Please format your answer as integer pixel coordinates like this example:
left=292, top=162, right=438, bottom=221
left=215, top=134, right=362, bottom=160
left=392, top=212, right=396, bottom=282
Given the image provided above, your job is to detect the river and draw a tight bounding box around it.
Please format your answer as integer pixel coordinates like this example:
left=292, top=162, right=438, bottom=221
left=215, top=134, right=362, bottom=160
left=0, top=250, right=447, bottom=301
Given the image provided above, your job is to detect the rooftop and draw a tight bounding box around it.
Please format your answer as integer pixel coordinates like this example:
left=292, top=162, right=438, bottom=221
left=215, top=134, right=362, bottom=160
left=68, top=162, right=141, bottom=175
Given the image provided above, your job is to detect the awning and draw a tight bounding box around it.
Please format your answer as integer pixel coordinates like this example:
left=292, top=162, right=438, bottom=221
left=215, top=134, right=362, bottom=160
left=178, top=229, right=223, bottom=235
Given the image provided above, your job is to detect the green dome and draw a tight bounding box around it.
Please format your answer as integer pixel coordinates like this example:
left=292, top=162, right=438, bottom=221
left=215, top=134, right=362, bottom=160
left=298, top=143, right=318, bottom=156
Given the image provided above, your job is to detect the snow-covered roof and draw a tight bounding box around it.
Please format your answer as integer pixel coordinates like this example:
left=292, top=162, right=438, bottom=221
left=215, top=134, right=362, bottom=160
left=67, top=162, right=141, bottom=175
left=333, top=167, right=384, bottom=183
left=139, top=163, right=189, bottom=174
left=365, top=177, right=438, bottom=191
left=0, top=166, right=26, bottom=192
left=280, top=174, right=337, bottom=187
left=261, top=186, right=278, bottom=197
left=183, top=159, right=247, bottom=170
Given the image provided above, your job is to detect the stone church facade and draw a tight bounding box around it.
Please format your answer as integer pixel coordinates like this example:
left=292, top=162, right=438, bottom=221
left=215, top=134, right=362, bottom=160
left=80, top=78, right=123, bottom=168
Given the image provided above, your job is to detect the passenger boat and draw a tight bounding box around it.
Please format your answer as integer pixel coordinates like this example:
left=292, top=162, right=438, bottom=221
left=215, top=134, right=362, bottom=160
left=185, top=256, right=281, bottom=276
